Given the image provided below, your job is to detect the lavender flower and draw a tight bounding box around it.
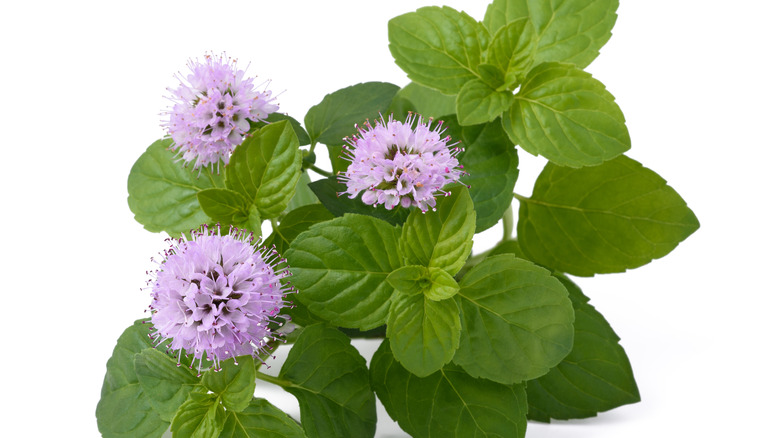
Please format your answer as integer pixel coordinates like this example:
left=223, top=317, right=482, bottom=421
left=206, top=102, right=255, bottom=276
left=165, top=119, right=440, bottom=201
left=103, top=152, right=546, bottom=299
left=164, top=53, right=279, bottom=170
left=339, top=114, right=466, bottom=212
left=146, top=225, right=293, bottom=372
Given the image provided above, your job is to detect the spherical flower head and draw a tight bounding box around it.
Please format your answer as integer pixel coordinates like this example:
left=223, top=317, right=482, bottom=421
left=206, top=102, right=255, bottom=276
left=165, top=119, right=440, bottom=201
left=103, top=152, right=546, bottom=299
left=163, top=53, right=279, bottom=171
left=146, top=225, right=293, bottom=372
left=338, top=113, right=466, bottom=212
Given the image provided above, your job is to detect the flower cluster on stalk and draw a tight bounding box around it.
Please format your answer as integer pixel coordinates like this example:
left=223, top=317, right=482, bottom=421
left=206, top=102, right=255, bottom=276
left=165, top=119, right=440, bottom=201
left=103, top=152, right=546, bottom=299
left=163, top=53, right=278, bottom=171
left=146, top=224, right=293, bottom=373
left=338, top=113, right=466, bottom=212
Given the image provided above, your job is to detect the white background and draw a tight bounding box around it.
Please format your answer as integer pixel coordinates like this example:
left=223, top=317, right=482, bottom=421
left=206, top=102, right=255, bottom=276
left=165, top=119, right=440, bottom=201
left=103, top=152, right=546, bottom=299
left=2, top=0, right=778, bottom=436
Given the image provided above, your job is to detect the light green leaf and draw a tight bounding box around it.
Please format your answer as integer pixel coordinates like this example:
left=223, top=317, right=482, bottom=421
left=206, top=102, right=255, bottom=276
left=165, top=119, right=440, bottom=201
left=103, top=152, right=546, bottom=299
left=396, top=83, right=456, bottom=119
left=370, top=340, right=528, bottom=438
left=134, top=348, right=200, bottom=422
left=527, top=275, right=640, bottom=421
left=425, top=267, right=460, bottom=301
left=279, top=324, right=376, bottom=438
left=262, top=204, right=334, bottom=256
left=128, top=139, right=225, bottom=235
left=386, top=265, right=429, bottom=296
left=483, top=0, right=530, bottom=34
left=197, top=188, right=253, bottom=226
left=517, top=155, right=700, bottom=276
left=226, top=121, right=302, bottom=219
left=440, top=116, right=518, bottom=233
left=171, top=390, right=226, bottom=438
left=201, top=356, right=256, bottom=413
left=286, top=214, right=403, bottom=329
left=456, top=78, right=513, bottom=126
left=453, top=254, right=574, bottom=383
left=96, top=319, right=169, bottom=438
left=389, top=6, right=489, bottom=95
left=284, top=170, right=319, bottom=214
left=487, top=18, right=537, bottom=85
left=401, top=185, right=476, bottom=276
left=219, top=399, right=307, bottom=438
left=484, top=0, right=618, bottom=69
left=304, top=82, right=399, bottom=146
left=387, top=293, right=461, bottom=377
left=502, top=62, right=630, bottom=167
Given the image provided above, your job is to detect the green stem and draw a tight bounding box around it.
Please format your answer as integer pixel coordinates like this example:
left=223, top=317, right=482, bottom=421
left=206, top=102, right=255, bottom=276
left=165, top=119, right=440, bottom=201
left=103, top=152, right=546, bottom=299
left=306, top=163, right=334, bottom=177
left=255, top=371, right=293, bottom=388
left=501, top=206, right=514, bottom=242
left=513, top=193, right=530, bottom=202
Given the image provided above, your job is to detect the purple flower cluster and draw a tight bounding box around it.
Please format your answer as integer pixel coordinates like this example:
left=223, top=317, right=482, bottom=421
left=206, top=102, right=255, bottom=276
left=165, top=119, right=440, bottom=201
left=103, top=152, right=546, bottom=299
left=164, top=54, right=278, bottom=170
left=147, top=225, right=292, bottom=371
left=339, top=114, right=465, bottom=212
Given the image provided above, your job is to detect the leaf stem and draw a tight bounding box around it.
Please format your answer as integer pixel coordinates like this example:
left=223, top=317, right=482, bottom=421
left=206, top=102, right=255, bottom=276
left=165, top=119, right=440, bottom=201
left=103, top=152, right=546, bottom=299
left=306, top=163, right=334, bottom=177
left=513, top=193, right=530, bottom=202
left=255, top=371, right=293, bottom=388
left=501, top=206, right=514, bottom=242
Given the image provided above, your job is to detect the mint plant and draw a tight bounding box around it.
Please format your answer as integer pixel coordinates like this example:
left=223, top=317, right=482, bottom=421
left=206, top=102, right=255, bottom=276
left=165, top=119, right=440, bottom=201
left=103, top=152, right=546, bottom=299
left=97, top=1, right=699, bottom=437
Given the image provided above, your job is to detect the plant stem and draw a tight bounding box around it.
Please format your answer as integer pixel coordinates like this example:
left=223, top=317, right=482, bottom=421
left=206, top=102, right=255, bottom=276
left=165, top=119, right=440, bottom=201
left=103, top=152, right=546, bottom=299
left=255, top=371, right=293, bottom=388
left=501, top=206, right=514, bottom=242
left=306, top=163, right=334, bottom=177
left=513, top=193, right=530, bottom=202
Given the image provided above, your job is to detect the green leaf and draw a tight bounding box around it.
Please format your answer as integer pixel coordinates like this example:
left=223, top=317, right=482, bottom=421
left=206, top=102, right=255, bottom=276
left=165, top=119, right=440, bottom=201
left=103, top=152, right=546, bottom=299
left=370, top=340, right=528, bottom=438
left=453, top=254, right=574, bottom=383
left=502, top=62, right=630, bottom=167
left=389, top=6, right=489, bottom=95
left=279, top=324, right=376, bottom=438
left=425, top=267, right=460, bottom=301
left=527, top=275, right=640, bottom=421
left=483, top=0, right=618, bottom=69
left=226, top=121, right=302, bottom=219
left=395, top=83, right=456, bottom=119
left=219, top=398, right=307, bottom=438
left=262, top=204, right=334, bottom=256
left=483, top=0, right=529, bottom=34
left=308, top=176, right=410, bottom=226
left=441, top=116, right=518, bottom=233
left=97, top=319, right=168, bottom=438
left=487, top=18, right=537, bottom=85
left=262, top=112, right=311, bottom=146
left=401, top=185, right=475, bottom=275
left=171, top=390, right=226, bottom=438
left=286, top=214, right=403, bottom=329
left=128, top=139, right=225, bottom=235
left=134, top=348, right=200, bottom=422
left=386, top=265, right=429, bottom=296
left=387, top=293, right=461, bottom=377
left=304, top=82, right=399, bottom=146
left=197, top=188, right=253, bottom=225
left=517, top=155, right=700, bottom=276
left=201, top=356, right=256, bottom=413
left=456, top=78, right=513, bottom=126
left=487, top=239, right=529, bottom=261
left=284, top=170, right=319, bottom=214
left=475, top=63, right=506, bottom=90
left=326, top=144, right=350, bottom=175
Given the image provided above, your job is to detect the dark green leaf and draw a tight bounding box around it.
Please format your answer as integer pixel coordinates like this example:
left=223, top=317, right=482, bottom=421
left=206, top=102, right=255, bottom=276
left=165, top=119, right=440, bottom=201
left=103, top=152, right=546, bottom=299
left=201, top=356, right=256, bottom=413
left=226, top=121, right=302, bottom=219
left=456, top=78, right=513, bottom=126
left=527, top=275, right=640, bottom=421
left=441, top=116, right=519, bottom=233
left=286, top=214, right=403, bottom=329
left=502, top=62, right=630, bottom=167
left=487, top=18, right=537, bottom=85
left=262, top=112, right=311, bottom=146
left=453, top=254, right=574, bottom=383
left=517, top=155, right=700, bottom=276
left=304, top=82, right=399, bottom=145
left=284, top=170, right=319, bottom=214
left=396, top=83, right=456, bottom=120
left=279, top=324, right=376, bottom=438
left=401, top=185, right=476, bottom=275
left=128, top=139, right=225, bottom=235
left=219, top=398, right=307, bottom=438
left=387, top=294, right=461, bottom=377
left=134, top=348, right=200, bottom=422
left=389, top=6, right=489, bottom=95
left=371, top=340, right=528, bottom=438
left=308, top=176, right=410, bottom=226
left=197, top=188, right=253, bottom=225
left=326, top=144, right=350, bottom=175
left=385, top=94, right=417, bottom=119
left=171, top=390, right=226, bottom=438
left=97, top=319, right=168, bottom=438
left=263, top=204, right=334, bottom=256
left=483, top=0, right=618, bottom=69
